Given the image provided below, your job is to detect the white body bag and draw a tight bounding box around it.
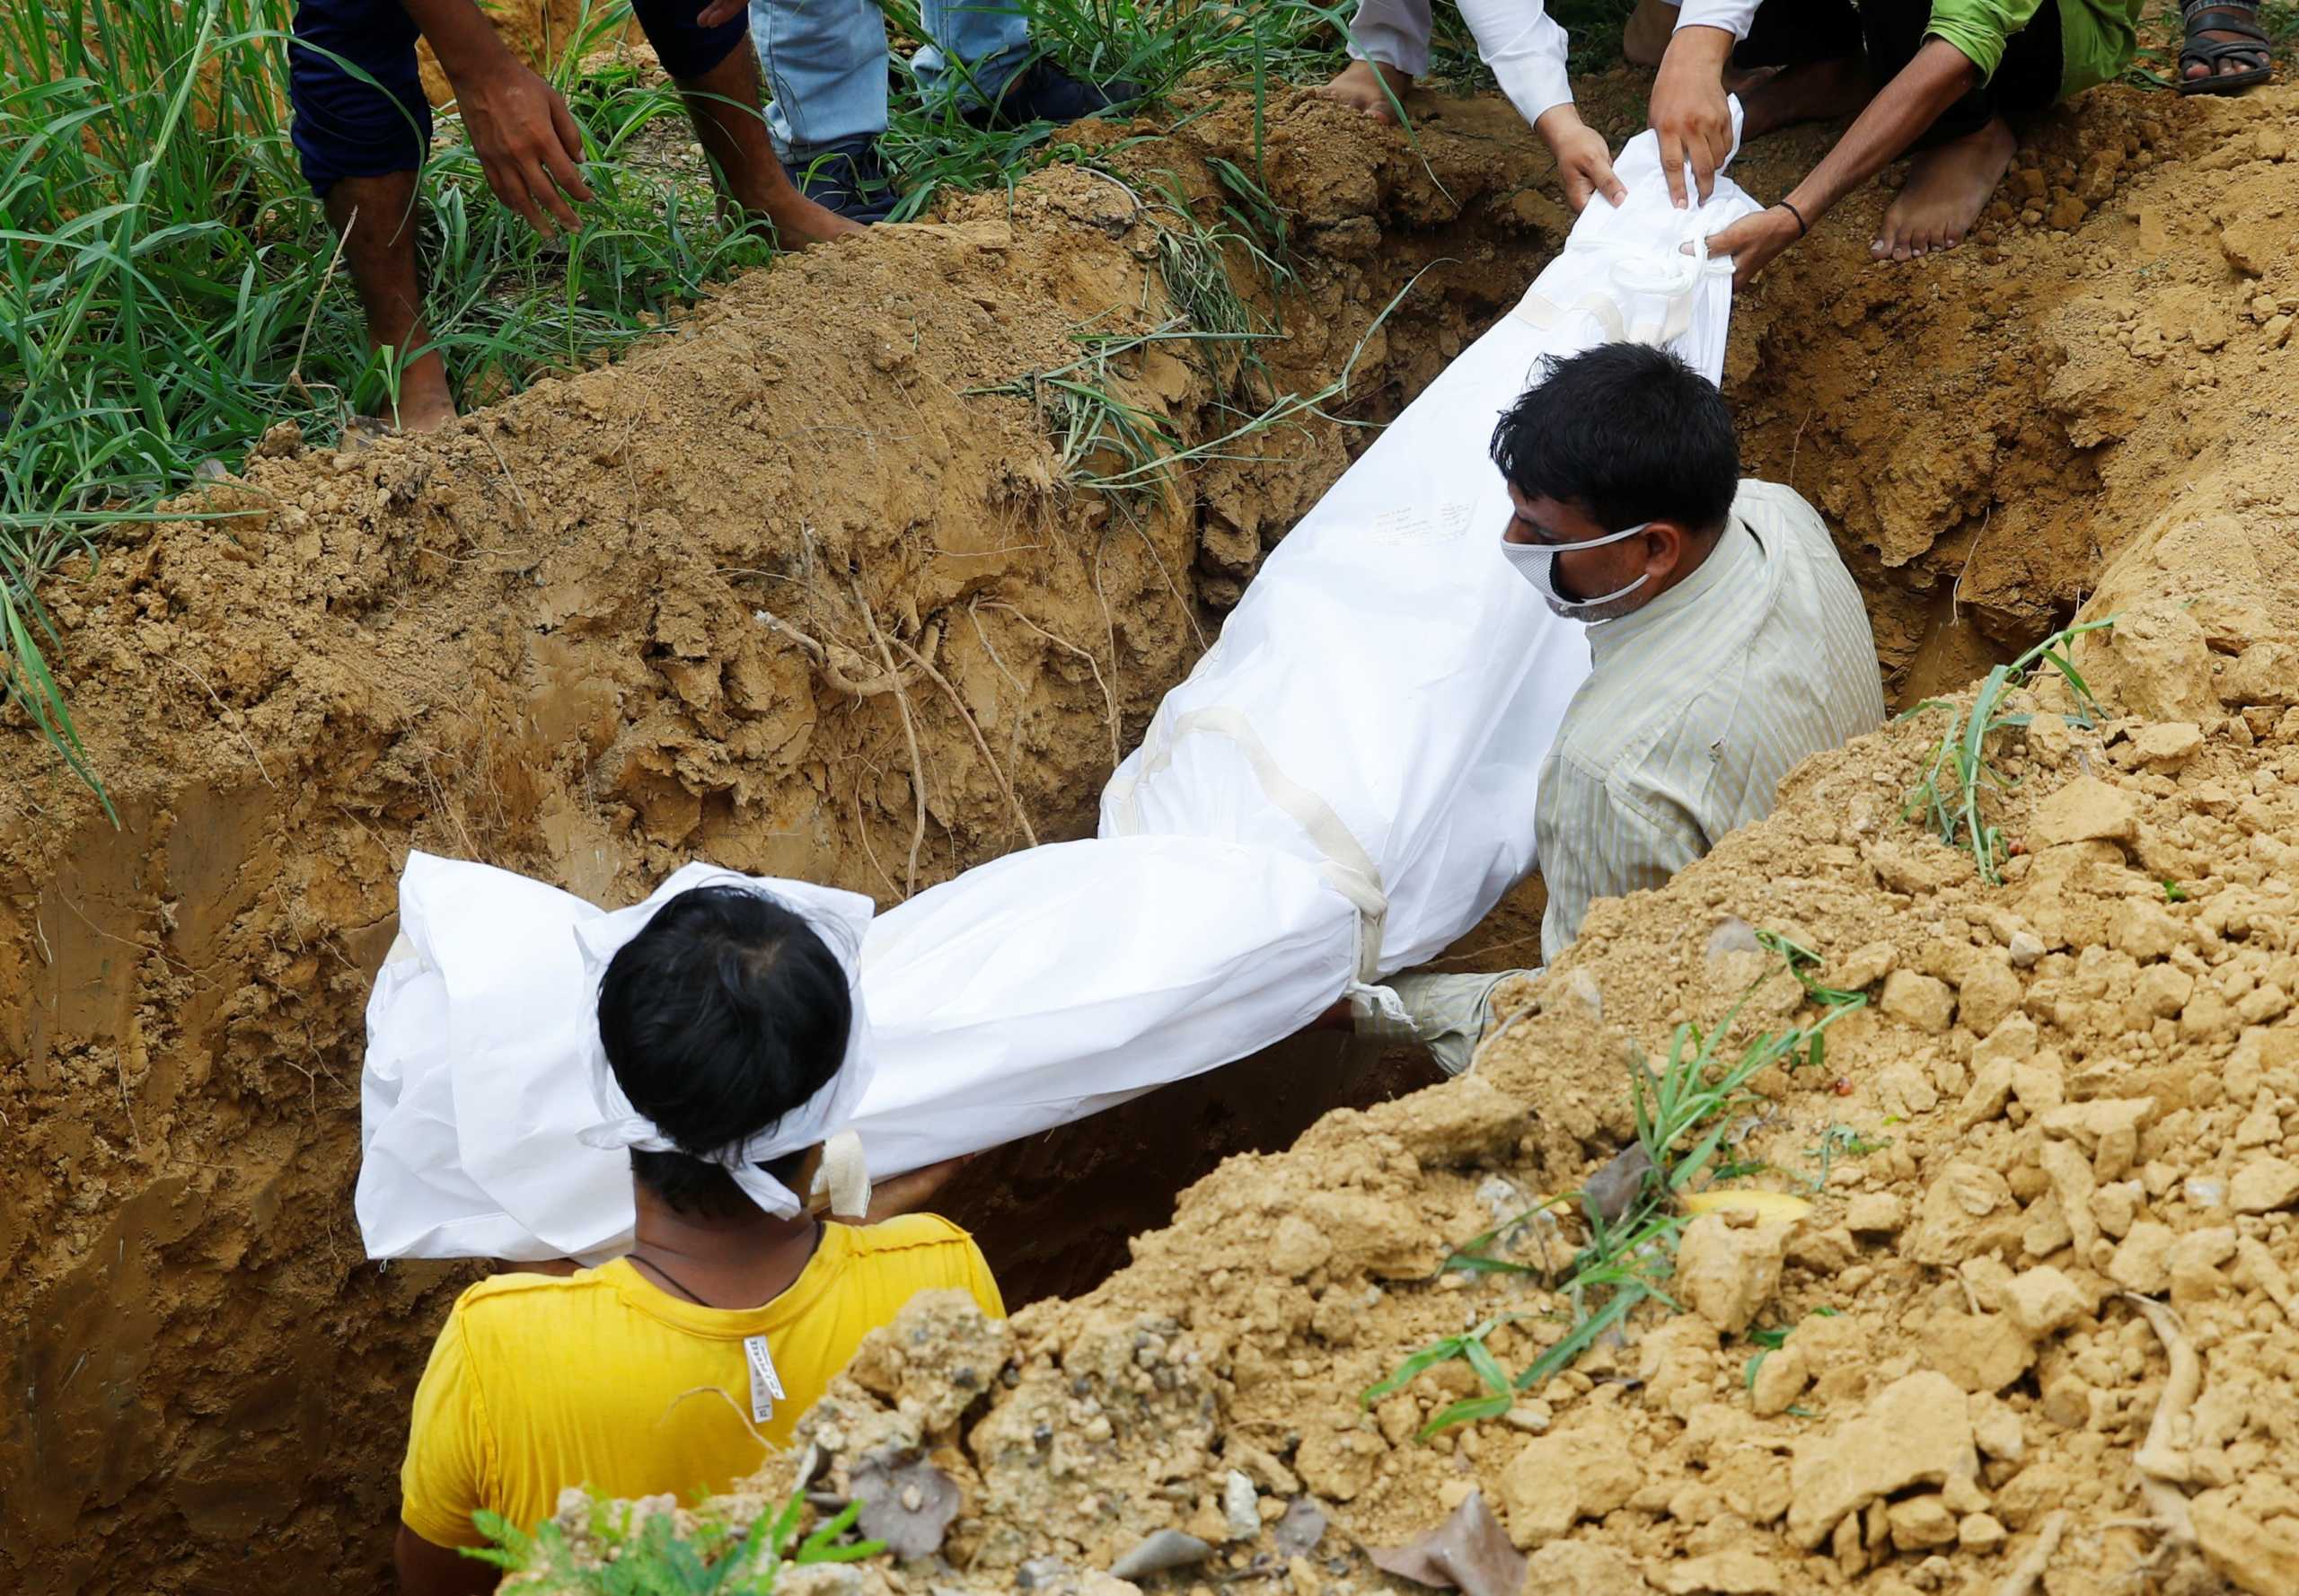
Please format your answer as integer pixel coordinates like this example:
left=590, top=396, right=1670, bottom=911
left=357, top=126, right=1759, bottom=1261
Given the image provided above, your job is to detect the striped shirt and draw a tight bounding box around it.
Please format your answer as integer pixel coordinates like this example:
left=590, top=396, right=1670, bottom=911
left=1535, top=479, right=1884, bottom=957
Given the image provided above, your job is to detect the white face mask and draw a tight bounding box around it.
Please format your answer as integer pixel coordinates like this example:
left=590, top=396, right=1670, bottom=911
left=1501, top=520, right=1652, bottom=618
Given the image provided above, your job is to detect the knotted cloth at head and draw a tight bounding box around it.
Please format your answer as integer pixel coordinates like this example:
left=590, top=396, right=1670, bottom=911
left=568, top=868, right=876, bottom=1219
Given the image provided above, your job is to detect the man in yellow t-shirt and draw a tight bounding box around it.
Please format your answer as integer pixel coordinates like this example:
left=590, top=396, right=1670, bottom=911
left=400, top=1217, right=1002, bottom=1551
left=392, top=883, right=1003, bottom=1596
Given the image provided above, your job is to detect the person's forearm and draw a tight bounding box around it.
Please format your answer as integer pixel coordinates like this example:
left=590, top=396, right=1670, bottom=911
left=1533, top=103, right=1582, bottom=145
left=1674, top=0, right=1757, bottom=42
left=1783, top=40, right=1980, bottom=223
left=401, top=0, right=520, bottom=84
left=1661, top=21, right=1737, bottom=74
left=1454, top=0, right=1572, bottom=128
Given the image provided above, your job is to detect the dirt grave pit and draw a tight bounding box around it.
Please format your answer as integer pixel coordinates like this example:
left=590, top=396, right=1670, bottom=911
left=5, top=75, right=2297, bottom=1596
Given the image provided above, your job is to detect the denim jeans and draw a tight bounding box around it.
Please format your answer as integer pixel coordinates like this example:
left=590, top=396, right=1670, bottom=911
left=288, top=0, right=746, bottom=195
left=749, top=0, right=1035, bottom=159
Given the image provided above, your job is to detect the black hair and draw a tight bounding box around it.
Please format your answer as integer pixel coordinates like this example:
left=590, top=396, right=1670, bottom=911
left=597, top=884, right=853, bottom=1218
left=1488, top=344, right=1740, bottom=538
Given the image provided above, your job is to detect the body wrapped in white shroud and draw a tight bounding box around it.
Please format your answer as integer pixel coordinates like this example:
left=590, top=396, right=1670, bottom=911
left=357, top=125, right=1758, bottom=1261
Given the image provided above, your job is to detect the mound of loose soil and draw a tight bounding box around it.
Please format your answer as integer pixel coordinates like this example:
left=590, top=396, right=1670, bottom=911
left=736, top=438, right=2299, bottom=1596
left=1722, top=84, right=2297, bottom=706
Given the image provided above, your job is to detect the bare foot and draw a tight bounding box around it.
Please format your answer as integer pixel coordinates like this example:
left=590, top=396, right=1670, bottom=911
left=392, top=400, right=457, bottom=433
left=1738, top=55, right=1869, bottom=142
left=1872, top=115, right=2017, bottom=260
left=714, top=143, right=866, bottom=245
left=1316, top=58, right=1413, bottom=125
left=385, top=353, right=458, bottom=433
left=737, top=185, right=867, bottom=247
left=1621, top=0, right=1675, bottom=68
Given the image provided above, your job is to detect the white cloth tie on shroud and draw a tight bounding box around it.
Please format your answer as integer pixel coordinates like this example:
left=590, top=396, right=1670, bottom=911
left=566, top=866, right=876, bottom=1223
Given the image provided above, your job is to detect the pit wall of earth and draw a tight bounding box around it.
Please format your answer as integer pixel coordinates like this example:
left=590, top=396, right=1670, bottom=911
left=611, top=85, right=2299, bottom=1596
left=2, top=70, right=2288, bottom=1596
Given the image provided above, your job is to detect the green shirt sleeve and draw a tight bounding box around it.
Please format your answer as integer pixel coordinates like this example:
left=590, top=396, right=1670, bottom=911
left=1923, top=0, right=2048, bottom=84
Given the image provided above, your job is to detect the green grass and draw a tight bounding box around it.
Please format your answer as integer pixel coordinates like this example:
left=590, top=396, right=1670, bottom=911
left=960, top=154, right=1299, bottom=477
left=468, top=1490, right=880, bottom=1593
left=1548, top=0, right=1638, bottom=76
left=861, top=0, right=1523, bottom=224
left=1898, top=617, right=2117, bottom=885
left=1740, top=1304, right=1837, bottom=1391
left=1367, top=932, right=1867, bottom=1437
left=970, top=320, right=1218, bottom=487
left=1801, top=1121, right=1887, bottom=1193
left=968, top=154, right=1431, bottom=516
left=1005, top=271, right=1424, bottom=504
left=870, top=0, right=1351, bottom=221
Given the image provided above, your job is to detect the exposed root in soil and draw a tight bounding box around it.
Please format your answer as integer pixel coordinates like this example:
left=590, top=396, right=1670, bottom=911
left=1994, top=1509, right=2065, bottom=1596
left=2125, top=1292, right=2199, bottom=1552
left=850, top=568, right=932, bottom=895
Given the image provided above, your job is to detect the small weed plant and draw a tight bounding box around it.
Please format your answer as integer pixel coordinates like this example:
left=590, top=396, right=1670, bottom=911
left=466, top=1491, right=879, bottom=1594
left=1899, top=617, right=2118, bottom=885
left=975, top=163, right=1433, bottom=517
left=1740, top=1304, right=1838, bottom=1399
left=1801, top=1122, right=1888, bottom=1193
left=1365, top=932, right=1866, bottom=1438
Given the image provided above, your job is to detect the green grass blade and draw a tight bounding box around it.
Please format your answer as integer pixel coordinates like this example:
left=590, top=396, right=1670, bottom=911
left=1514, top=1283, right=1649, bottom=1391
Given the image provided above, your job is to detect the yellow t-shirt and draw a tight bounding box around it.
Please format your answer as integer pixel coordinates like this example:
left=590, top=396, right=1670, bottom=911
left=399, top=1214, right=1003, bottom=1548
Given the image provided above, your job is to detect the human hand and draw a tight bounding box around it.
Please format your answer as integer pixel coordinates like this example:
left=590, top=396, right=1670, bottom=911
left=696, top=0, right=744, bottom=25
left=1701, top=205, right=1801, bottom=290
left=851, top=1155, right=975, bottom=1223
left=453, top=60, right=594, bottom=234
left=1649, top=25, right=1736, bottom=209
left=1536, top=109, right=1626, bottom=213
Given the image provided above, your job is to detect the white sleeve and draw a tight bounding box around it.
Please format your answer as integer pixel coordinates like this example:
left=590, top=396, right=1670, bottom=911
left=1344, top=0, right=1435, bottom=78
left=1453, top=0, right=1573, bottom=128
left=1673, top=0, right=1757, bottom=42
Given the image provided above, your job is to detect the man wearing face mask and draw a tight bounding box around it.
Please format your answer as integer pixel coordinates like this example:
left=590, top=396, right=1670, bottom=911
left=1355, top=341, right=1884, bottom=1073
